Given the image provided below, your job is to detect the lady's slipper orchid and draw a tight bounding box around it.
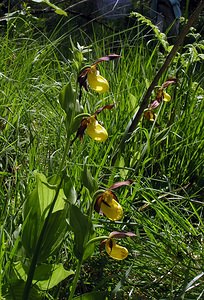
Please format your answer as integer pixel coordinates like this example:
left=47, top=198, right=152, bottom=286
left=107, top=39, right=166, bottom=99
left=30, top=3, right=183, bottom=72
left=155, top=88, right=171, bottom=103
left=72, top=104, right=114, bottom=143
left=78, top=54, right=120, bottom=95
left=144, top=78, right=177, bottom=121
left=94, top=180, right=133, bottom=221
left=87, top=65, right=109, bottom=93
left=86, top=115, right=108, bottom=142
left=95, top=190, right=123, bottom=221
left=101, top=231, right=136, bottom=260
left=105, top=238, right=128, bottom=260
left=155, top=78, right=177, bottom=103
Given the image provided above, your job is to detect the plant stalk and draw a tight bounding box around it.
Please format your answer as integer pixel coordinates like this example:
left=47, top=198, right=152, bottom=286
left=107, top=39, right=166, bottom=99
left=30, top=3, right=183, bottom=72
left=58, top=137, right=71, bottom=176
left=85, top=235, right=109, bottom=247
left=67, top=235, right=108, bottom=299
left=68, top=259, right=83, bottom=300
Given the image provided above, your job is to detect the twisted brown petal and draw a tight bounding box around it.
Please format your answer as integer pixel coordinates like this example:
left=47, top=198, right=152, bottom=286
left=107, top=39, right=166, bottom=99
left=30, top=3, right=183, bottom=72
left=109, top=179, right=133, bottom=190
left=161, top=78, right=177, bottom=89
left=94, top=104, right=115, bottom=115
left=109, top=231, right=136, bottom=239
left=94, top=54, right=121, bottom=65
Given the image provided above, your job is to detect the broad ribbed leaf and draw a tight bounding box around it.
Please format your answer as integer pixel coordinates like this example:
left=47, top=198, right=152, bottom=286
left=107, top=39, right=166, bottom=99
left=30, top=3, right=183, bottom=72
left=34, top=263, right=74, bottom=290
left=39, top=209, right=68, bottom=262
left=22, top=173, right=66, bottom=259
left=69, top=205, right=94, bottom=260
left=6, top=279, right=41, bottom=300
left=13, top=262, right=74, bottom=291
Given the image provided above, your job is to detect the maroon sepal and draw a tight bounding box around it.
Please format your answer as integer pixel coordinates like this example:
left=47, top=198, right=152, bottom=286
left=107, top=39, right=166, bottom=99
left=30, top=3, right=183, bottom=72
left=94, top=54, right=121, bottom=65
left=99, top=239, right=107, bottom=253
left=109, top=179, right=133, bottom=190
left=74, top=118, right=89, bottom=141
left=106, top=238, right=114, bottom=250
left=77, top=67, right=90, bottom=91
left=161, top=78, right=177, bottom=89
left=95, top=104, right=115, bottom=115
left=109, top=231, right=136, bottom=239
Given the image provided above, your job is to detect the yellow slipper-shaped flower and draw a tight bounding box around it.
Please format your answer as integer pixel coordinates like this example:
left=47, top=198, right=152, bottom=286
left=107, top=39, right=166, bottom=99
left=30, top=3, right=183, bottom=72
left=86, top=116, right=108, bottom=142
left=100, top=191, right=123, bottom=221
left=105, top=239, right=128, bottom=260
left=87, top=67, right=109, bottom=93
left=163, top=91, right=171, bottom=102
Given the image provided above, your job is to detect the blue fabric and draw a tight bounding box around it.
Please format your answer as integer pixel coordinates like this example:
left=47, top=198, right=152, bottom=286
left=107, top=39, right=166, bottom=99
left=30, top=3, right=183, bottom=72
left=169, top=0, right=182, bottom=18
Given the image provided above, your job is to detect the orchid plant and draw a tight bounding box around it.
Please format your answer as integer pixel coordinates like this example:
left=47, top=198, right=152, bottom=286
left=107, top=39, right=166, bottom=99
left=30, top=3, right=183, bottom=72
left=16, top=52, right=135, bottom=300
left=144, top=78, right=177, bottom=121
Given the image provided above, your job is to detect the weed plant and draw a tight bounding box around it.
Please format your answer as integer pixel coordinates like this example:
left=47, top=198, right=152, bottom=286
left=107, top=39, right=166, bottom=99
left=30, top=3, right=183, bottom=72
left=0, top=6, right=204, bottom=300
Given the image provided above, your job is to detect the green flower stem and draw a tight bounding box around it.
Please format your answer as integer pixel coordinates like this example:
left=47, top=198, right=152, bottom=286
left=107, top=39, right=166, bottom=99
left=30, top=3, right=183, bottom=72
left=58, top=136, right=71, bottom=176
left=68, top=236, right=108, bottom=300
left=85, top=236, right=109, bottom=248
left=68, top=259, right=83, bottom=300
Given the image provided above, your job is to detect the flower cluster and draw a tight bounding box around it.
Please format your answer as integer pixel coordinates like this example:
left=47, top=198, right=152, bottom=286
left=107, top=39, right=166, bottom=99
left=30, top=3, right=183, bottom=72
left=144, top=78, right=177, bottom=121
left=75, top=54, right=120, bottom=143
left=77, top=54, right=135, bottom=260
left=94, top=180, right=135, bottom=260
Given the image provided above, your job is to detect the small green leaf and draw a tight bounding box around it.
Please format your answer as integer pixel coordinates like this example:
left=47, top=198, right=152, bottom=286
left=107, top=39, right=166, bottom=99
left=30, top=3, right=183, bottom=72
left=55, top=8, right=67, bottom=16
